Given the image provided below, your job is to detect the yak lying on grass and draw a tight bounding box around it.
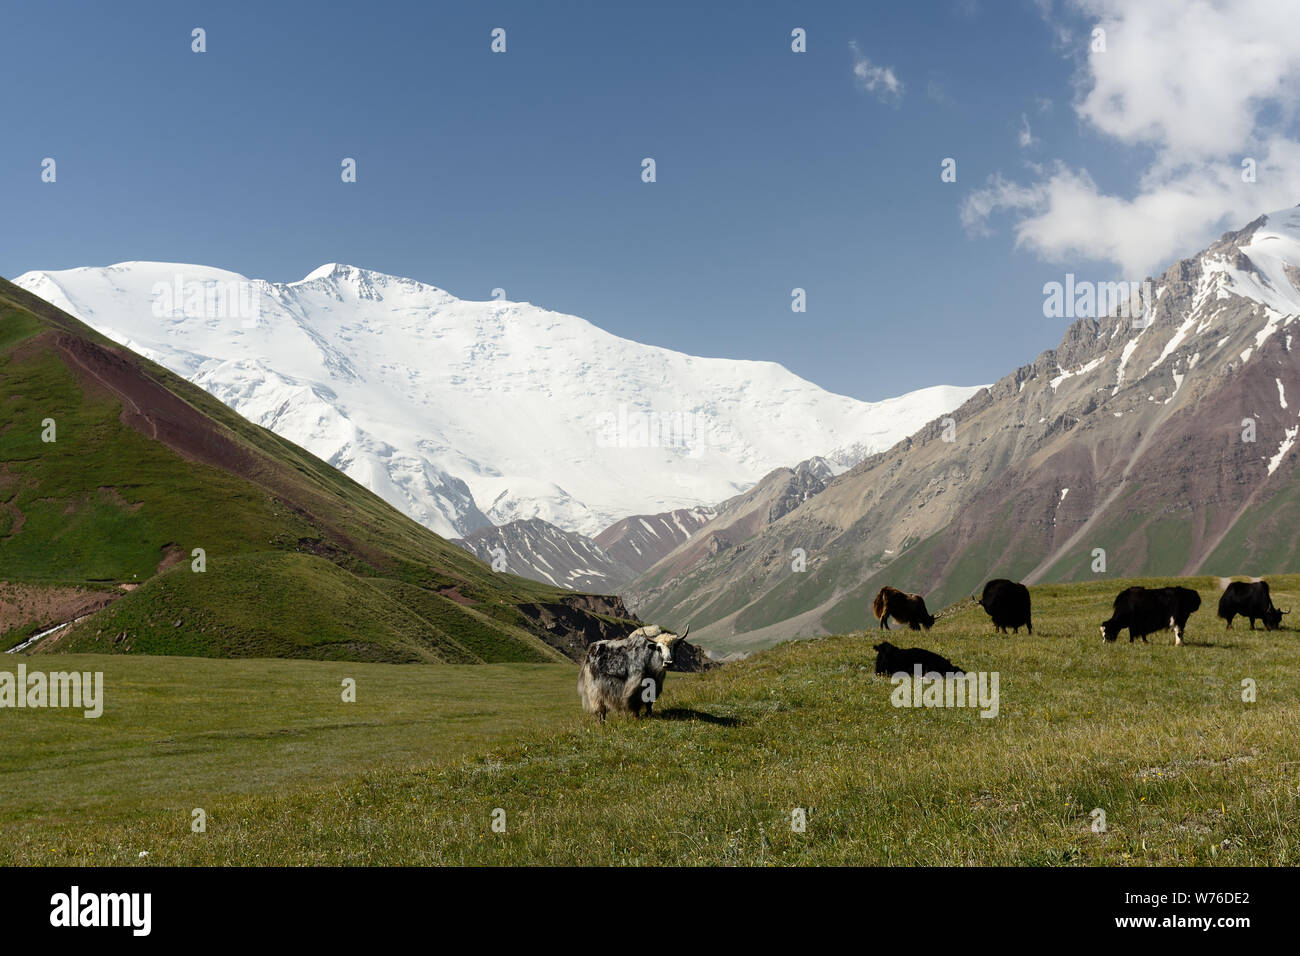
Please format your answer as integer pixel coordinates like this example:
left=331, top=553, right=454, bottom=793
left=578, top=625, right=687, bottom=721
left=873, top=586, right=935, bottom=630
left=872, top=641, right=963, bottom=676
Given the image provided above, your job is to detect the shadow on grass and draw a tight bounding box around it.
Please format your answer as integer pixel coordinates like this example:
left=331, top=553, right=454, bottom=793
left=655, top=707, right=745, bottom=727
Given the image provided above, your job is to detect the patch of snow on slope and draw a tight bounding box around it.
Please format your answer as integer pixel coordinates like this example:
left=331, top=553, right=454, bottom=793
left=1166, top=369, right=1185, bottom=403
left=1147, top=311, right=1197, bottom=376
left=1268, top=425, right=1299, bottom=476
left=1050, top=356, right=1104, bottom=391
left=1115, top=333, right=1145, bottom=390
left=1254, top=306, right=1290, bottom=351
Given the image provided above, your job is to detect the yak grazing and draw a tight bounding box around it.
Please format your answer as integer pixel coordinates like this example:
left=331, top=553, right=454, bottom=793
left=1217, top=580, right=1287, bottom=630
left=873, top=586, right=935, bottom=630
left=578, top=625, right=687, bottom=720
left=976, top=579, right=1033, bottom=634
left=1101, top=585, right=1201, bottom=646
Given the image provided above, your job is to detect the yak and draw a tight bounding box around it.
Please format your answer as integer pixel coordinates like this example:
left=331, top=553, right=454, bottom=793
left=976, top=579, right=1032, bottom=634
left=1101, top=586, right=1201, bottom=646
left=577, top=625, right=687, bottom=721
left=872, top=641, right=964, bottom=677
left=873, top=586, right=935, bottom=630
left=1217, top=580, right=1287, bottom=631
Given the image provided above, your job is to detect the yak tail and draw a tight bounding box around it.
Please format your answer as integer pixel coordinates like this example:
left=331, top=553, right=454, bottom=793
left=872, top=588, right=887, bottom=622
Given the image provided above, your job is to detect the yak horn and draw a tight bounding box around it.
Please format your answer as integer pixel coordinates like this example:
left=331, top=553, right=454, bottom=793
left=680, top=624, right=690, bottom=641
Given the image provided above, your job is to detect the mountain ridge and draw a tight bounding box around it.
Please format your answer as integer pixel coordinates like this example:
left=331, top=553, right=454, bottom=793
left=627, top=206, right=1300, bottom=653
left=453, top=504, right=716, bottom=594
left=13, top=262, right=984, bottom=539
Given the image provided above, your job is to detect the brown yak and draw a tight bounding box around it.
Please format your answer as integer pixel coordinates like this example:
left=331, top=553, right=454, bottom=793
left=873, top=586, right=936, bottom=631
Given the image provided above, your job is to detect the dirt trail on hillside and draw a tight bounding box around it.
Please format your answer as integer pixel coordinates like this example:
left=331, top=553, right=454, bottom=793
left=57, top=337, right=159, bottom=439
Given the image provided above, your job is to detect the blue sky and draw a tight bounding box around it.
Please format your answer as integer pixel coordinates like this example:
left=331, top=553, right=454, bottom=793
left=4, top=0, right=1298, bottom=400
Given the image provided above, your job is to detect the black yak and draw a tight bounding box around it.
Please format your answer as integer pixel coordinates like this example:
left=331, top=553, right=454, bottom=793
left=1217, top=581, right=1286, bottom=630
left=1101, top=586, right=1201, bottom=646
left=976, top=579, right=1032, bottom=634
left=872, top=641, right=963, bottom=676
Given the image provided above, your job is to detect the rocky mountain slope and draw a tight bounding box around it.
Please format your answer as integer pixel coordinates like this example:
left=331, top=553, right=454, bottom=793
left=454, top=518, right=636, bottom=593
left=454, top=505, right=715, bottom=595
left=629, top=207, right=1300, bottom=653
left=593, top=506, right=715, bottom=574
left=628, top=457, right=837, bottom=615
left=13, top=263, right=982, bottom=538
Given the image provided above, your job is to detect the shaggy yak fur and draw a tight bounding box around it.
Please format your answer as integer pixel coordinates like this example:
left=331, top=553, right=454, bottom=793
left=578, top=625, right=687, bottom=720
left=976, top=578, right=1033, bottom=634
left=872, top=586, right=936, bottom=630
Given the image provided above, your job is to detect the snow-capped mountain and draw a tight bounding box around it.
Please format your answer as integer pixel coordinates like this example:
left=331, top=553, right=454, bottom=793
left=13, top=262, right=983, bottom=538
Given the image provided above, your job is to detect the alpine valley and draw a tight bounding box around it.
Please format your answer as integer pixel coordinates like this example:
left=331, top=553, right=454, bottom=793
left=627, top=207, right=1300, bottom=654
left=11, top=206, right=1300, bottom=658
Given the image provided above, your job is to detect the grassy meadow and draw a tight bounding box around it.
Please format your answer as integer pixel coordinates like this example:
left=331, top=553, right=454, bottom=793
left=3, top=573, right=1300, bottom=865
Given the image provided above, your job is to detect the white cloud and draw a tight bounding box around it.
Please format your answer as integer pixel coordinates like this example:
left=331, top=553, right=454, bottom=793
left=960, top=173, right=1045, bottom=234
left=964, top=0, right=1300, bottom=277
left=850, top=41, right=903, bottom=103
left=1075, top=0, right=1300, bottom=160
left=1018, top=114, right=1038, bottom=148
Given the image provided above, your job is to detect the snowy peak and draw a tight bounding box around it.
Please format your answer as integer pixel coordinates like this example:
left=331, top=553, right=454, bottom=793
left=13, top=261, right=984, bottom=544
left=1220, top=206, right=1300, bottom=316
left=288, top=262, right=459, bottom=307
left=297, top=263, right=348, bottom=283
left=1026, top=203, right=1300, bottom=421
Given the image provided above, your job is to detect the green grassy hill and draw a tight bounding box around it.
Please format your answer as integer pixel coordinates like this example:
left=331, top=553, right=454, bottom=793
left=0, top=279, right=634, bottom=661
left=5, top=574, right=1298, bottom=865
